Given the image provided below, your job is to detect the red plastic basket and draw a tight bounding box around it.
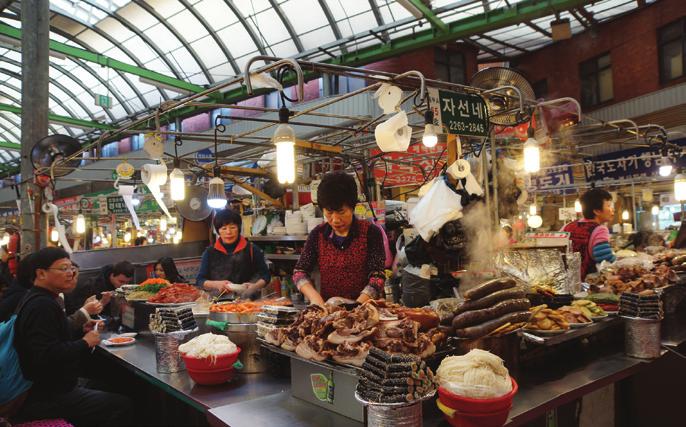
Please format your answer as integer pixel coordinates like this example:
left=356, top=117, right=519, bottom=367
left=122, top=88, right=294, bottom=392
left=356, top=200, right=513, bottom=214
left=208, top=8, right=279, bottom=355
left=438, top=377, right=518, bottom=414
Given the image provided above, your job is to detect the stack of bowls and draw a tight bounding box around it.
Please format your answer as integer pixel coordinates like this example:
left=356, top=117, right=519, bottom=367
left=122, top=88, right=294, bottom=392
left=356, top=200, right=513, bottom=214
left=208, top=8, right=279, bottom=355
left=436, top=378, right=518, bottom=427
left=180, top=348, right=241, bottom=385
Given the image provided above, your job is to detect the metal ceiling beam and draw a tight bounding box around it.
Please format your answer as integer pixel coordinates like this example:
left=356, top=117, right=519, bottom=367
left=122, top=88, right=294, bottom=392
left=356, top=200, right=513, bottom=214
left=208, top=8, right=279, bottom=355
left=479, top=33, right=528, bottom=53
left=268, top=0, right=304, bottom=53
left=133, top=0, right=214, bottom=84
left=0, top=141, right=19, bottom=151
left=178, top=0, right=240, bottom=75
left=326, top=0, right=592, bottom=66
left=463, top=38, right=509, bottom=61
left=0, top=84, right=75, bottom=136
left=577, top=7, right=598, bottom=25
left=526, top=20, right=552, bottom=37
left=39, top=7, right=156, bottom=107
left=224, top=0, right=268, bottom=56
left=405, top=0, right=449, bottom=33
left=0, top=22, right=208, bottom=96
left=0, top=119, right=20, bottom=141
left=569, top=9, right=590, bottom=29
left=317, top=0, right=346, bottom=54
left=79, top=0, right=185, bottom=81
left=0, top=103, right=114, bottom=130
left=0, top=58, right=99, bottom=122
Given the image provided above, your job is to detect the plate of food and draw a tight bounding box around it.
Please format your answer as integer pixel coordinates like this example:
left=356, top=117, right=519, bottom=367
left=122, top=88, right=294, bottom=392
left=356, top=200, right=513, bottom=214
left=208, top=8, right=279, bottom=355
left=102, top=336, right=136, bottom=346
left=558, top=306, right=592, bottom=328
left=590, top=314, right=609, bottom=321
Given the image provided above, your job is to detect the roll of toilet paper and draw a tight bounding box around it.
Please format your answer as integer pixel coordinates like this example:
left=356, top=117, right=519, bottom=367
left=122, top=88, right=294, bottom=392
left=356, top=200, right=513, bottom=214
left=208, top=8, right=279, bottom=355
left=142, top=163, right=172, bottom=219
left=375, top=111, right=411, bottom=152
left=47, top=203, right=72, bottom=254
left=118, top=185, right=141, bottom=230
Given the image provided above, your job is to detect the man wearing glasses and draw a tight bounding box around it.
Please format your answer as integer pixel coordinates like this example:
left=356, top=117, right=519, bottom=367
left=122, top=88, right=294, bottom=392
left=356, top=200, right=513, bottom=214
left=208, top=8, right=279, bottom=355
left=12, top=247, right=132, bottom=425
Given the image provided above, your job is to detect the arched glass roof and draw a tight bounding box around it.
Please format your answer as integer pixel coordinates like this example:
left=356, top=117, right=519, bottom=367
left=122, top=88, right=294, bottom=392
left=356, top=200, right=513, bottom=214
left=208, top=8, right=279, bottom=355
left=0, top=0, right=646, bottom=166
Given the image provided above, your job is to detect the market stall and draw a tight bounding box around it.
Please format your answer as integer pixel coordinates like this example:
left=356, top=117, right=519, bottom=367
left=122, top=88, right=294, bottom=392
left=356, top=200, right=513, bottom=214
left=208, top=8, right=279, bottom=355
left=19, top=54, right=686, bottom=427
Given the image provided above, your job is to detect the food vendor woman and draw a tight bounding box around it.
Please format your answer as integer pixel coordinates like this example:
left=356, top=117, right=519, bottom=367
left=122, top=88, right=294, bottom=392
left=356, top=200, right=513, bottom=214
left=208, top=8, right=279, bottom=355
left=196, top=209, right=270, bottom=298
left=293, top=171, right=386, bottom=306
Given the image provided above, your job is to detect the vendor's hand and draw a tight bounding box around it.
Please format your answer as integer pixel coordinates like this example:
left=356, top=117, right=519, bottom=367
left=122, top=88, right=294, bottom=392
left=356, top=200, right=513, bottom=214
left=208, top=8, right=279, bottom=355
left=83, top=296, right=103, bottom=315
left=83, top=330, right=101, bottom=348
left=99, top=291, right=113, bottom=307
left=239, top=283, right=260, bottom=299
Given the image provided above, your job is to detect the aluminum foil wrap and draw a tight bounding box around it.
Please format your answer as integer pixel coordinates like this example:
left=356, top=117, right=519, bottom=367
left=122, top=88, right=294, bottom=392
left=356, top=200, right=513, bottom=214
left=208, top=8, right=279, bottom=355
left=495, top=249, right=570, bottom=294
left=566, top=251, right=582, bottom=294
left=153, top=328, right=198, bottom=374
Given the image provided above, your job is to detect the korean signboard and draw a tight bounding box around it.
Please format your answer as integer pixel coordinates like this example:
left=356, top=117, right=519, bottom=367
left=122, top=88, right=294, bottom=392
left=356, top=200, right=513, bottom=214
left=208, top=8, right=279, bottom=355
left=428, top=88, right=489, bottom=137
left=584, top=144, right=686, bottom=182
left=528, top=164, right=575, bottom=192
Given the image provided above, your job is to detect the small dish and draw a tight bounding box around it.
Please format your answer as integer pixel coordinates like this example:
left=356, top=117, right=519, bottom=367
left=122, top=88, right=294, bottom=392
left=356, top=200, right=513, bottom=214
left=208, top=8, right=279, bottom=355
left=103, top=336, right=136, bottom=346
left=521, top=328, right=568, bottom=336
left=568, top=322, right=592, bottom=329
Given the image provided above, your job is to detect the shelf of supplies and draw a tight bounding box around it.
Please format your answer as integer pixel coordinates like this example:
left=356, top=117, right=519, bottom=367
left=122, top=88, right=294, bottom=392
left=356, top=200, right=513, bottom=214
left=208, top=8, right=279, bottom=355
left=250, top=235, right=308, bottom=242
left=265, top=254, right=301, bottom=261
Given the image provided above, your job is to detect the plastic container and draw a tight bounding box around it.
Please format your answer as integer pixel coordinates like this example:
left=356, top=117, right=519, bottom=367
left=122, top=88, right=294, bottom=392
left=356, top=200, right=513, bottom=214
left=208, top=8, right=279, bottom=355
left=437, top=400, right=512, bottom=427
left=180, top=348, right=241, bottom=370
left=437, top=377, right=518, bottom=414
left=186, top=366, right=236, bottom=385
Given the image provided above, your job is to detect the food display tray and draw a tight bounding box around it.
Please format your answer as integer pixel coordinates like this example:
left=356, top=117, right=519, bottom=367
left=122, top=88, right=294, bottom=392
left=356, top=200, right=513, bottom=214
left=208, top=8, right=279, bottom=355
left=259, top=339, right=362, bottom=375
left=519, top=317, right=621, bottom=346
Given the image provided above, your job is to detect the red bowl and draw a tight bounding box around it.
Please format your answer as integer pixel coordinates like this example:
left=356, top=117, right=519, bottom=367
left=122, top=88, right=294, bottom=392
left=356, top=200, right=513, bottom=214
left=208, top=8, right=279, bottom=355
left=181, top=348, right=241, bottom=371
left=187, top=367, right=235, bottom=385
left=438, top=377, right=518, bottom=414
left=439, top=400, right=512, bottom=427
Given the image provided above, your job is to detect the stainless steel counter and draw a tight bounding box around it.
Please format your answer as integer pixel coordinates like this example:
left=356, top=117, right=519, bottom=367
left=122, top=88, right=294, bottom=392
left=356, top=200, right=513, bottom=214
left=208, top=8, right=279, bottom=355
left=96, top=334, right=289, bottom=413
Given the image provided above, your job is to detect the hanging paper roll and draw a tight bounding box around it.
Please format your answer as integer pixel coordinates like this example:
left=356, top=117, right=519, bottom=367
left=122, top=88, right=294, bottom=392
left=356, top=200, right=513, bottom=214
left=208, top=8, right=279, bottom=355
left=142, top=163, right=172, bottom=219
left=45, top=203, right=73, bottom=254
left=118, top=185, right=141, bottom=230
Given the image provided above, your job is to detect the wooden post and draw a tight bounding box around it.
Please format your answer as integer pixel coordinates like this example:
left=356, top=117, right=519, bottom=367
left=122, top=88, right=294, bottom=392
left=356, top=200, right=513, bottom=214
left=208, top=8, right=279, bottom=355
left=446, top=134, right=458, bottom=186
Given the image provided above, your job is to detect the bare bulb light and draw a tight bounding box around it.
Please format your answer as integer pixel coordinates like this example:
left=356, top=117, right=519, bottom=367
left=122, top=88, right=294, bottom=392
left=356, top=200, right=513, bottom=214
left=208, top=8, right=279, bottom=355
left=159, top=217, right=168, bottom=232
left=622, top=210, right=630, bottom=221
left=75, top=214, right=86, bottom=234
left=529, top=204, right=537, bottom=216
left=527, top=215, right=543, bottom=228
left=523, top=137, right=540, bottom=173
left=652, top=205, right=660, bottom=216
left=421, top=111, right=438, bottom=148
left=273, top=106, right=296, bottom=185
left=574, top=199, right=582, bottom=213
left=659, top=157, right=673, bottom=177
left=50, top=228, right=59, bottom=242
left=207, top=176, right=227, bottom=209
left=170, top=168, right=186, bottom=201
left=675, top=174, right=686, bottom=201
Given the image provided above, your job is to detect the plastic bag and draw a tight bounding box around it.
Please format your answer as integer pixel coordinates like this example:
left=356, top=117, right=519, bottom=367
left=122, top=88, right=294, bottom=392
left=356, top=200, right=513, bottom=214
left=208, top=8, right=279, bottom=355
left=410, top=178, right=463, bottom=241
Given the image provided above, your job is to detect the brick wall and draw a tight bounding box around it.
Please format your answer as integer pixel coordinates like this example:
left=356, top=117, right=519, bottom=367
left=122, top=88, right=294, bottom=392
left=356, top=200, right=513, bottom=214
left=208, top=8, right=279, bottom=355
left=511, top=0, right=686, bottom=110
left=364, top=43, right=479, bottom=81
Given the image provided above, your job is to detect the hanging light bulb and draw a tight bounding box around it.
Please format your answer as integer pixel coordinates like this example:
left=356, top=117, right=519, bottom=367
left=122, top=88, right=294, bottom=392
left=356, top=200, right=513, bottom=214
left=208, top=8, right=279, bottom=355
left=273, top=106, right=296, bottom=184
left=207, top=175, right=227, bottom=209
left=574, top=199, right=582, bottom=213
left=523, top=126, right=540, bottom=173
left=124, top=231, right=132, bottom=243
left=159, top=217, right=168, bottom=232
left=75, top=214, right=86, bottom=234
left=131, top=197, right=141, bottom=207
left=676, top=174, right=686, bottom=201
left=659, top=156, right=673, bottom=177
left=422, top=110, right=438, bottom=148
left=622, top=210, right=630, bottom=221
left=50, top=228, right=59, bottom=243
left=527, top=215, right=543, bottom=228
left=651, top=205, right=660, bottom=216
left=529, top=204, right=537, bottom=216
left=169, top=166, right=185, bottom=201
left=173, top=230, right=182, bottom=244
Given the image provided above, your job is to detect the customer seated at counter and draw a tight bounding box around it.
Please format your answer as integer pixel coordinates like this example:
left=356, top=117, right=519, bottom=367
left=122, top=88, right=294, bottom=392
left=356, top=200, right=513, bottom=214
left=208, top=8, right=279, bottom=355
left=153, top=257, right=186, bottom=283
left=293, top=171, right=386, bottom=306
left=12, top=247, right=132, bottom=426
left=562, top=188, right=616, bottom=280
left=64, top=261, right=132, bottom=315
left=196, top=209, right=270, bottom=299
left=0, top=255, right=108, bottom=330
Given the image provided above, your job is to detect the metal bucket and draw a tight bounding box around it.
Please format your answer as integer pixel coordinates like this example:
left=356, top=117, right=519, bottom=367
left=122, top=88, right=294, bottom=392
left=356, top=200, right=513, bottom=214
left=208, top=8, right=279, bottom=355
left=154, top=334, right=185, bottom=373
left=225, top=323, right=266, bottom=373
left=367, top=401, right=422, bottom=427
left=623, top=316, right=661, bottom=359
